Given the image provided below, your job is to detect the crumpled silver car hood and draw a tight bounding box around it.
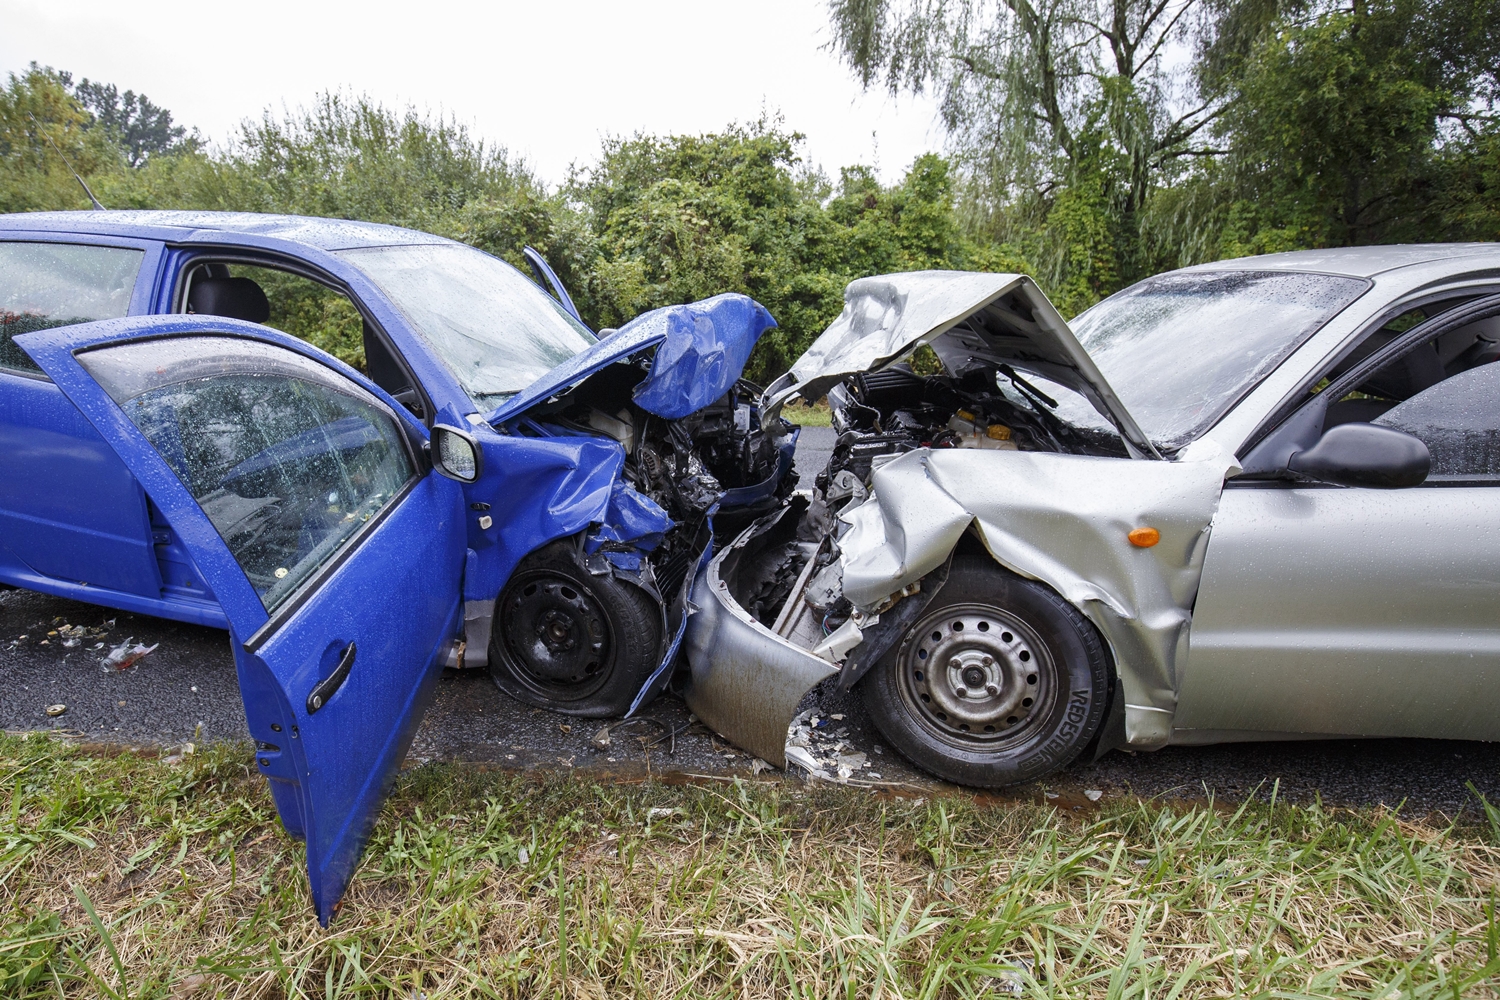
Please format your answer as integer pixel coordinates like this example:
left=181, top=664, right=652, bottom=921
left=765, top=270, right=1158, bottom=459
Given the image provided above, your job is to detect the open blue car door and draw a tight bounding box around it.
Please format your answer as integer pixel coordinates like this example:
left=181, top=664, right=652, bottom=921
left=19, top=315, right=466, bottom=925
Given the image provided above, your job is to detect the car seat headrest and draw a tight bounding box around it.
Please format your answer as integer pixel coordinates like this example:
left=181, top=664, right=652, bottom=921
left=187, top=277, right=270, bottom=324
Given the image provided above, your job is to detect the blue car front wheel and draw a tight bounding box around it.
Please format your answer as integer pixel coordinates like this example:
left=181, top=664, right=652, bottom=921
left=489, top=539, right=663, bottom=717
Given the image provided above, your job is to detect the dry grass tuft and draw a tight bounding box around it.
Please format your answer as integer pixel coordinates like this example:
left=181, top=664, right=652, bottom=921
left=2, top=731, right=1499, bottom=998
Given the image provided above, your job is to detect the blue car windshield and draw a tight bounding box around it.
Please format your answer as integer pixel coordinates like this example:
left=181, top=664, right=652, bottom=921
left=339, top=243, right=596, bottom=408
left=1069, top=270, right=1369, bottom=451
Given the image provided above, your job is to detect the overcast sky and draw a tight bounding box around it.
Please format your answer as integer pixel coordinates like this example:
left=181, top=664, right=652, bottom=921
left=1, top=0, right=946, bottom=185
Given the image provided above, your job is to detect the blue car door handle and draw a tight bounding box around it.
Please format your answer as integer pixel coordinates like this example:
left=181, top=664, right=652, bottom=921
left=307, top=642, right=356, bottom=714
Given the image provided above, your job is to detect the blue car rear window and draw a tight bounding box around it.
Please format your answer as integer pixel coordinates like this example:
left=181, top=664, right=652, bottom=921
left=0, top=242, right=142, bottom=375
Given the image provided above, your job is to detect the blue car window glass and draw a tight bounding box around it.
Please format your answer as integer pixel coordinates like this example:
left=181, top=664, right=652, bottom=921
left=78, top=336, right=415, bottom=611
left=1069, top=270, right=1369, bottom=451
left=210, top=263, right=367, bottom=373
left=0, top=242, right=143, bottom=374
left=1376, top=361, right=1500, bottom=478
left=338, top=243, right=596, bottom=408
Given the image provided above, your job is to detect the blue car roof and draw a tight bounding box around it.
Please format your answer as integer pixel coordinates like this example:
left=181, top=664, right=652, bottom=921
left=0, top=210, right=452, bottom=251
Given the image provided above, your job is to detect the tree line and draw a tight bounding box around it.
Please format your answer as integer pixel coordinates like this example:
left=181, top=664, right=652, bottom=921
left=3, top=0, right=1497, bottom=380
left=829, top=0, right=1500, bottom=306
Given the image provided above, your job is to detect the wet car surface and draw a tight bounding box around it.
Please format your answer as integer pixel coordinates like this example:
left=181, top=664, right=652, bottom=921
left=685, top=253, right=1500, bottom=797
left=2, top=212, right=804, bottom=923
left=11, top=220, right=1500, bottom=922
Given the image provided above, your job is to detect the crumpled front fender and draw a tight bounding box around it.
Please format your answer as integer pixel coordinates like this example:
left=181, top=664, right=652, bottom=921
left=838, top=449, right=1233, bottom=747
left=462, top=431, right=626, bottom=602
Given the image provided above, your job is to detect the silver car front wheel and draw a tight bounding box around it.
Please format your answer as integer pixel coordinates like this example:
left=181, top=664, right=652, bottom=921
left=862, top=554, right=1110, bottom=787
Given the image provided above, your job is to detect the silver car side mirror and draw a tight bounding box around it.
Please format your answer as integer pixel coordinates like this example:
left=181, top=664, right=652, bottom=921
left=430, top=424, right=483, bottom=483
left=1287, top=422, right=1429, bottom=489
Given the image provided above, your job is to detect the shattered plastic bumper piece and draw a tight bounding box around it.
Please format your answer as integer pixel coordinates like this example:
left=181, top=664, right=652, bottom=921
left=682, top=516, right=837, bottom=768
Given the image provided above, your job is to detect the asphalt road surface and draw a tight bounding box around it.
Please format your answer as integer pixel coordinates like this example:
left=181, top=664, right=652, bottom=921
left=4, top=421, right=1499, bottom=818
left=795, top=424, right=835, bottom=489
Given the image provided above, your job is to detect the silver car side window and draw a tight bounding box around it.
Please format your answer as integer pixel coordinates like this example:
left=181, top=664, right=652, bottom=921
left=0, top=242, right=144, bottom=375
left=78, top=336, right=416, bottom=610
left=1375, top=362, right=1500, bottom=478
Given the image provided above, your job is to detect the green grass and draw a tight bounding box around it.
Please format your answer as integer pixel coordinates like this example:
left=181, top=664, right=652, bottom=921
left=2, top=732, right=1499, bottom=998
left=781, top=399, right=832, bottom=427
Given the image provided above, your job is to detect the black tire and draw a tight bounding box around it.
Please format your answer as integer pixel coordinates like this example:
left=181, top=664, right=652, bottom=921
left=861, top=554, right=1110, bottom=787
left=489, top=539, right=663, bottom=717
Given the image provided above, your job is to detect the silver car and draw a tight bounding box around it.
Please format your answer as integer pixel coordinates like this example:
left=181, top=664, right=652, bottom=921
left=684, top=245, right=1500, bottom=787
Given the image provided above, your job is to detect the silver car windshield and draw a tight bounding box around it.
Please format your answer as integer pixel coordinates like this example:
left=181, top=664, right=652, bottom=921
left=1070, top=270, right=1368, bottom=451
left=338, top=243, right=596, bottom=408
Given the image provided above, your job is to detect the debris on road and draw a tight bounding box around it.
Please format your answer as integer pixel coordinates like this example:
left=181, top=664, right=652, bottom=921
left=986, top=956, right=1034, bottom=995
left=1084, top=789, right=1104, bottom=802
left=10, top=617, right=117, bottom=653
left=101, top=638, right=158, bottom=671
left=44, top=703, right=66, bottom=717
left=786, top=709, right=874, bottom=783
left=592, top=717, right=665, bottom=751
left=589, top=716, right=693, bottom=755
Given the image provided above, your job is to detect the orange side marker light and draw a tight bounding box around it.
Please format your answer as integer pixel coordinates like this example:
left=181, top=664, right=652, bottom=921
left=1128, top=527, right=1160, bottom=548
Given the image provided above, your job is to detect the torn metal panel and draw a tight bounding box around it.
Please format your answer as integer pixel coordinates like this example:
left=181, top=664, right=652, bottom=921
left=787, top=271, right=1025, bottom=387
left=486, top=293, right=776, bottom=425
left=460, top=432, right=626, bottom=602
left=475, top=291, right=793, bottom=722
left=584, top=479, right=674, bottom=572
left=837, top=448, right=1233, bottom=746
left=683, top=505, right=838, bottom=767
left=631, top=294, right=777, bottom=419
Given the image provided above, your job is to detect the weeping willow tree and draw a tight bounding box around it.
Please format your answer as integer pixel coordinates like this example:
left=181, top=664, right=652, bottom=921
left=828, top=0, right=1231, bottom=307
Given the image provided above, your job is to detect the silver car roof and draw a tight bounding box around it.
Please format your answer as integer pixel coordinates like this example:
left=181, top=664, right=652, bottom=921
left=1178, top=244, right=1500, bottom=279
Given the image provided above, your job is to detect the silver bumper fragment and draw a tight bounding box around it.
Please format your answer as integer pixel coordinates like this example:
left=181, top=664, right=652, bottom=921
left=683, top=531, right=836, bottom=769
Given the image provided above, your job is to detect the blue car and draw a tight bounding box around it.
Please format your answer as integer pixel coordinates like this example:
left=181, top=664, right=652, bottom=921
left=0, top=211, right=797, bottom=923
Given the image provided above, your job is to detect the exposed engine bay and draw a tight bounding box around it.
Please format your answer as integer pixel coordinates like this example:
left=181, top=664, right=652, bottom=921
left=722, top=357, right=1131, bottom=657
left=474, top=274, right=1139, bottom=737
left=818, top=361, right=1128, bottom=506
left=506, top=356, right=798, bottom=600
left=681, top=271, right=1150, bottom=770
left=473, top=292, right=800, bottom=719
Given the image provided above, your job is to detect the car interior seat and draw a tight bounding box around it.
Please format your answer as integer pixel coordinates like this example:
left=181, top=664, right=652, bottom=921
left=187, top=277, right=270, bottom=324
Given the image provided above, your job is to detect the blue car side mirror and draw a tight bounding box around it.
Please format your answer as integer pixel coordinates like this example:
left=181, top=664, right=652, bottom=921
left=1287, top=422, right=1429, bottom=489
left=430, top=424, right=483, bottom=483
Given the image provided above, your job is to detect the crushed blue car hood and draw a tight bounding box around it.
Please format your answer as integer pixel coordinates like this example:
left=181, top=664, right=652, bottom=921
left=485, top=293, right=776, bottom=424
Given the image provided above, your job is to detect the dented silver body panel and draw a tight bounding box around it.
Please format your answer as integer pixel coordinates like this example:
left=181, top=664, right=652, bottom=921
left=683, top=539, right=838, bottom=768
left=691, top=270, right=1188, bottom=760
left=837, top=449, right=1233, bottom=747
left=769, top=270, right=1157, bottom=457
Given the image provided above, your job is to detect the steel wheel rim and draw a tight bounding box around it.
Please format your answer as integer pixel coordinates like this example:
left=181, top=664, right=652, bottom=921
left=895, top=602, right=1058, bottom=748
left=498, top=569, right=615, bottom=701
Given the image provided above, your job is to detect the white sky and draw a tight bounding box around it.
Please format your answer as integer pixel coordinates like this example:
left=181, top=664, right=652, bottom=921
left=0, top=0, right=946, bottom=186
